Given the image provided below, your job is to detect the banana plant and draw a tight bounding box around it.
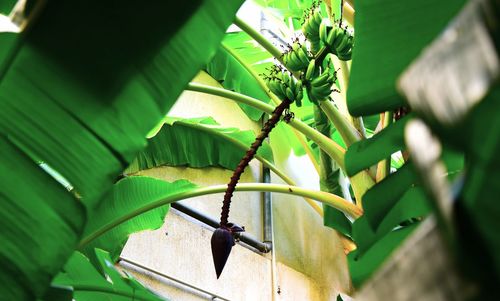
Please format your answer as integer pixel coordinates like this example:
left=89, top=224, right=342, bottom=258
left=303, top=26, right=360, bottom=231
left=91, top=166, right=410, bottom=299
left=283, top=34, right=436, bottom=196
left=77, top=0, right=401, bottom=287
left=171, top=0, right=467, bottom=288
left=3, top=0, right=493, bottom=300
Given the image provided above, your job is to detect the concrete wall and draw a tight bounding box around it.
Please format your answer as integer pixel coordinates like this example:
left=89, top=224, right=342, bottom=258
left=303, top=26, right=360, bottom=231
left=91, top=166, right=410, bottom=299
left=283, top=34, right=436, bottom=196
left=119, top=72, right=351, bottom=300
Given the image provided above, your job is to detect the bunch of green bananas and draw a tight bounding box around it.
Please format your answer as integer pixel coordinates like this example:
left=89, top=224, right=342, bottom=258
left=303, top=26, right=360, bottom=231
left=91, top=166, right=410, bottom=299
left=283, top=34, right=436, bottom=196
left=319, top=20, right=354, bottom=61
left=301, top=5, right=323, bottom=53
left=264, top=66, right=304, bottom=106
left=303, top=59, right=337, bottom=104
left=282, top=42, right=311, bottom=72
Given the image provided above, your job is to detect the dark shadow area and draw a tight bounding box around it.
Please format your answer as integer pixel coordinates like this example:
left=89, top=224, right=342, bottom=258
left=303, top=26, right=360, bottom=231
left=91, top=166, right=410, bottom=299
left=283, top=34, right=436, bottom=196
left=26, top=0, right=202, bottom=100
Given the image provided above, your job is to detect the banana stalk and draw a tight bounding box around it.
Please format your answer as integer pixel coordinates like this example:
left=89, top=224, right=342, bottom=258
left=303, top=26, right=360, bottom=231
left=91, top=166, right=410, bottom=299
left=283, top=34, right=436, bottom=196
left=212, top=98, right=292, bottom=278
left=314, top=106, right=357, bottom=252
left=219, top=98, right=292, bottom=226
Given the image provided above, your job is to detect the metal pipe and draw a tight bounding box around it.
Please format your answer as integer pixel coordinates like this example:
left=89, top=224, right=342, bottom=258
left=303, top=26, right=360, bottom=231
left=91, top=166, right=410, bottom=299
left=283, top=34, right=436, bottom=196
left=119, top=256, right=229, bottom=301
left=171, top=202, right=272, bottom=253
left=263, top=167, right=273, bottom=243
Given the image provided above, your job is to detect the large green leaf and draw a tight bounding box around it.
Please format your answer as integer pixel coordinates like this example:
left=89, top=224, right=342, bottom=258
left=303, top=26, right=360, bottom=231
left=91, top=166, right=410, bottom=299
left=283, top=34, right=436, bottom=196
left=345, top=115, right=411, bottom=176
left=269, top=121, right=311, bottom=158
left=0, top=0, right=243, bottom=298
left=324, top=209, right=352, bottom=238
left=39, top=285, right=73, bottom=301
left=375, top=187, right=430, bottom=235
left=461, top=162, right=500, bottom=281
left=205, top=45, right=270, bottom=120
left=0, top=136, right=85, bottom=300
left=348, top=224, right=417, bottom=288
left=128, top=117, right=274, bottom=172
left=362, top=162, right=417, bottom=230
left=81, top=177, right=197, bottom=262
left=347, top=0, right=466, bottom=116
left=351, top=216, right=379, bottom=257
left=0, top=0, right=243, bottom=208
left=78, top=177, right=206, bottom=265
left=352, top=175, right=430, bottom=254
left=0, top=32, right=18, bottom=78
left=222, top=31, right=274, bottom=78
left=0, top=0, right=16, bottom=14
left=448, top=90, right=500, bottom=281
left=53, top=250, right=166, bottom=301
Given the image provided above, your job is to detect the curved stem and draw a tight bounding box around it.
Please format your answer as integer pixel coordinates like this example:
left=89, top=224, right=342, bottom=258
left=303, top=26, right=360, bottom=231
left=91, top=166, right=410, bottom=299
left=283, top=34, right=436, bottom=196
left=350, top=171, right=374, bottom=208
left=234, top=16, right=282, bottom=61
left=318, top=100, right=361, bottom=147
left=220, top=99, right=291, bottom=225
left=78, top=183, right=363, bottom=248
left=233, top=17, right=302, bottom=79
left=376, top=111, right=393, bottom=182
left=344, top=1, right=355, bottom=25
left=336, top=59, right=367, bottom=140
left=186, top=83, right=346, bottom=169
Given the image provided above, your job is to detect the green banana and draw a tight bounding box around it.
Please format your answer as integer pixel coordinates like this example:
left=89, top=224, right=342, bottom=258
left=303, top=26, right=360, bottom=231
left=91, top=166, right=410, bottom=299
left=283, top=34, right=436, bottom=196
left=285, top=52, right=293, bottom=67
left=285, top=86, right=295, bottom=101
left=294, top=80, right=303, bottom=95
left=305, top=59, right=316, bottom=81
left=282, top=72, right=291, bottom=86
left=311, top=83, right=332, bottom=98
left=326, top=26, right=337, bottom=48
left=311, top=72, right=330, bottom=86
left=327, top=73, right=338, bottom=84
left=291, top=50, right=302, bottom=67
left=319, top=21, right=328, bottom=43
left=282, top=42, right=309, bottom=71
left=283, top=52, right=295, bottom=70
left=296, top=90, right=303, bottom=107
left=337, top=49, right=352, bottom=61
left=268, top=80, right=285, bottom=99
left=312, top=81, right=332, bottom=92
left=313, top=9, right=322, bottom=26
left=338, top=35, right=353, bottom=55
left=297, top=46, right=310, bottom=66
left=336, top=34, right=350, bottom=54
left=332, top=27, right=344, bottom=49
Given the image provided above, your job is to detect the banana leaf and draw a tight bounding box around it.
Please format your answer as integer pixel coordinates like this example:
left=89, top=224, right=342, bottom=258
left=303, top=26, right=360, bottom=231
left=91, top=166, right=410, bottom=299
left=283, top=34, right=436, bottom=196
left=0, top=136, right=85, bottom=300
left=347, top=0, right=466, bottom=116
left=53, top=250, right=166, bottom=301
left=0, top=32, right=17, bottom=68
left=348, top=223, right=418, bottom=288
left=375, top=187, right=430, bottom=236
left=345, top=115, right=411, bottom=176
left=81, top=177, right=197, bottom=262
left=0, top=0, right=243, bottom=298
left=39, top=285, right=73, bottom=301
left=205, top=46, right=269, bottom=121
left=343, top=1, right=471, bottom=279
left=0, top=0, right=16, bottom=14
left=127, top=117, right=274, bottom=173
left=222, top=31, right=273, bottom=78
left=362, top=162, right=417, bottom=230
left=446, top=89, right=500, bottom=282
